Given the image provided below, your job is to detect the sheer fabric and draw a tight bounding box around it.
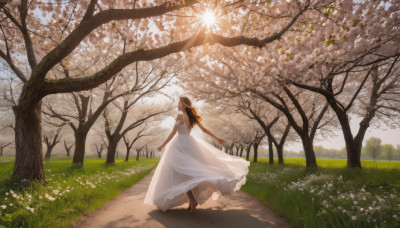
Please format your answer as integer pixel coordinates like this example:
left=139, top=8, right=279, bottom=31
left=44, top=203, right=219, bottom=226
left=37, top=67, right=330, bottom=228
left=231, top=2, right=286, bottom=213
left=144, top=119, right=250, bottom=212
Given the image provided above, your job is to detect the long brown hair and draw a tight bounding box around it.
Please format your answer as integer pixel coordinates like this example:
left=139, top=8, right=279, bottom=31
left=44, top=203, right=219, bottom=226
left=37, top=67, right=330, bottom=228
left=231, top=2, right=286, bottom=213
left=180, top=96, right=202, bottom=128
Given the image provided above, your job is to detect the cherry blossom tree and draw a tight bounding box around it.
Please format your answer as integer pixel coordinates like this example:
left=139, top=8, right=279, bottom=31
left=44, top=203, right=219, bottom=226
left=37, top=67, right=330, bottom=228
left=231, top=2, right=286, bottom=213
left=1, top=0, right=337, bottom=181
left=184, top=0, right=400, bottom=168
left=123, top=123, right=150, bottom=162
left=237, top=99, right=293, bottom=164
left=95, top=143, right=105, bottom=158
left=63, top=140, right=73, bottom=157
left=103, top=99, right=172, bottom=164
left=43, top=127, right=62, bottom=160
left=276, top=1, right=400, bottom=168
left=0, top=141, right=13, bottom=156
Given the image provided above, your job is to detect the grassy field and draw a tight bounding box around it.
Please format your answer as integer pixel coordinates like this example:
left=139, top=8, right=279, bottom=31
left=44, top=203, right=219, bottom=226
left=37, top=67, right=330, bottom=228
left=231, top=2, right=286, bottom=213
left=0, top=156, right=158, bottom=228
left=242, top=158, right=400, bottom=228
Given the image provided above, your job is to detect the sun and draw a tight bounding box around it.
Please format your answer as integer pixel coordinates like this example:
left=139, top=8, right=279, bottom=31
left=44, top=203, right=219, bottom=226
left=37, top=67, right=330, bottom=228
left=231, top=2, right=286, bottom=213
left=201, top=10, right=216, bottom=27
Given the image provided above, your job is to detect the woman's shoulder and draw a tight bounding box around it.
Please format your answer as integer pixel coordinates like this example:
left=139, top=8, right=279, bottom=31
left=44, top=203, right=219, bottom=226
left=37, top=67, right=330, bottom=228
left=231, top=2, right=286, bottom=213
left=176, top=113, right=184, bottom=120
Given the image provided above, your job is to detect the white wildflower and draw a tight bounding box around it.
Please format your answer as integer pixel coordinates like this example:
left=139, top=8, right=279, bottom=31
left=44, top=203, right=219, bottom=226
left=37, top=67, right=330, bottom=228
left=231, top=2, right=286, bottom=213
left=351, top=215, right=357, bottom=221
left=350, top=193, right=355, bottom=199
left=1, top=205, right=6, bottom=209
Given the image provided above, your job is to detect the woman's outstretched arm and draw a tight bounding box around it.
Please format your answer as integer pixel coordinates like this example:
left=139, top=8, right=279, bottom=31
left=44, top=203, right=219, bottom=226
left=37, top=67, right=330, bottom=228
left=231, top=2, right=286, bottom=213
left=198, top=122, right=226, bottom=144
left=157, top=115, right=180, bottom=151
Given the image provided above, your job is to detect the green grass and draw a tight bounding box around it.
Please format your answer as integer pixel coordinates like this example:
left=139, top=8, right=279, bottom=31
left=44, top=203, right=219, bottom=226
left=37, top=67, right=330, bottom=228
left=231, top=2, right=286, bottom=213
left=0, top=156, right=159, bottom=228
left=242, top=158, right=400, bottom=228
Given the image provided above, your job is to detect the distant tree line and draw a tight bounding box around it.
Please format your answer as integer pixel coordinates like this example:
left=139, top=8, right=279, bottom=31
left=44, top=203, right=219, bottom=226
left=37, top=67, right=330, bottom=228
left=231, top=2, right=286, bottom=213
left=283, top=137, right=400, bottom=161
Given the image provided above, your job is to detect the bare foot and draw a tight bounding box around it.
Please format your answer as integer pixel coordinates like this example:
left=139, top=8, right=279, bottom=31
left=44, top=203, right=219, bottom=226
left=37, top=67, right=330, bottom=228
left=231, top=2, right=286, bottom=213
left=189, top=201, right=198, bottom=214
left=187, top=201, right=191, bottom=210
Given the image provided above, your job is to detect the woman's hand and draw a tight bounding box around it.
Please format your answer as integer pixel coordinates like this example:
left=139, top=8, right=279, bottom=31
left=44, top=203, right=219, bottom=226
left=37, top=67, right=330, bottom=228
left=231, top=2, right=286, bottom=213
left=157, top=145, right=164, bottom=152
left=217, top=138, right=226, bottom=144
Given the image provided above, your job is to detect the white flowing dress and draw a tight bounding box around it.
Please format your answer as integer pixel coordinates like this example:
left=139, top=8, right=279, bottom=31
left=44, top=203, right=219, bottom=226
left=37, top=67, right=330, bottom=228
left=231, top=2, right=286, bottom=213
left=144, top=119, right=250, bottom=212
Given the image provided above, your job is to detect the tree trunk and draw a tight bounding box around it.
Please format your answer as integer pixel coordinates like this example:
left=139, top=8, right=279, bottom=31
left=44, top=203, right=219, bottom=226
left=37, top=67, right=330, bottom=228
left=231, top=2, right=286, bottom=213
left=44, top=146, right=53, bottom=160
left=12, top=102, right=46, bottom=182
left=239, top=146, right=244, bottom=157
left=253, top=143, right=259, bottom=163
left=276, top=145, right=284, bottom=164
left=125, top=147, right=130, bottom=162
left=72, top=130, right=88, bottom=165
left=336, top=113, right=362, bottom=168
left=136, top=150, right=140, bottom=161
left=268, top=137, right=274, bottom=164
left=301, top=135, right=317, bottom=167
left=106, top=140, right=118, bottom=164
left=245, top=144, right=252, bottom=161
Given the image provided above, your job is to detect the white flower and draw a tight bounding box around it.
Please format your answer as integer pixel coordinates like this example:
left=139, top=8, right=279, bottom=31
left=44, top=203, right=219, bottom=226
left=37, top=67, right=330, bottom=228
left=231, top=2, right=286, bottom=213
left=9, top=203, right=13, bottom=206
left=393, top=215, right=398, bottom=219
left=351, top=216, right=357, bottom=221
left=353, top=201, right=358, bottom=205
left=5, top=192, right=9, bottom=196
left=350, top=193, right=355, bottom=199
left=52, top=190, right=59, bottom=195
left=1, top=205, right=6, bottom=209
left=368, top=207, right=374, bottom=211
left=360, top=208, right=364, bottom=212
left=39, top=196, right=43, bottom=199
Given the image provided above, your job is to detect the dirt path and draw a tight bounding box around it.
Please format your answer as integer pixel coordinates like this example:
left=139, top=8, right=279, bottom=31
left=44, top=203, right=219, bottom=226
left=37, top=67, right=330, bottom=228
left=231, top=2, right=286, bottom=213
left=70, top=170, right=291, bottom=228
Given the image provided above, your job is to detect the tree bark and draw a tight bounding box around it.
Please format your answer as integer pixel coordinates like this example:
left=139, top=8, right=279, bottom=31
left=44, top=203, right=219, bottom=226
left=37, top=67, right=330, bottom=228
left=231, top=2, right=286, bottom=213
left=44, top=147, right=53, bottom=160
left=245, top=143, right=252, bottom=161
left=72, top=130, right=88, bottom=165
left=136, top=149, right=142, bottom=161
left=268, top=136, right=274, bottom=164
left=106, top=139, right=118, bottom=164
left=336, top=113, right=362, bottom=168
left=125, top=148, right=131, bottom=162
left=64, top=141, right=73, bottom=157
left=12, top=101, right=46, bottom=182
left=0, top=142, right=13, bottom=156
left=301, top=135, right=317, bottom=167
left=239, top=146, right=244, bottom=157
left=276, top=144, right=284, bottom=164
left=253, top=143, right=259, bottom=163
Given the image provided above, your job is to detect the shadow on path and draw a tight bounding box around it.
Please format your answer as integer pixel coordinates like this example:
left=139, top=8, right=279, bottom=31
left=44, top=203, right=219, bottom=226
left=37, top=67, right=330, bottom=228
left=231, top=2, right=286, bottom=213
left=148, top=208, right=277, bottom=228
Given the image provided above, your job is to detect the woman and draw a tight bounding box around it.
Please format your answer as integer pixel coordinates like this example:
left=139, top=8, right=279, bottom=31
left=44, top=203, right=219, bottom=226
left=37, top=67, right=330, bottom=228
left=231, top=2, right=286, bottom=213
left=144, top=96, right=250, bottom=214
